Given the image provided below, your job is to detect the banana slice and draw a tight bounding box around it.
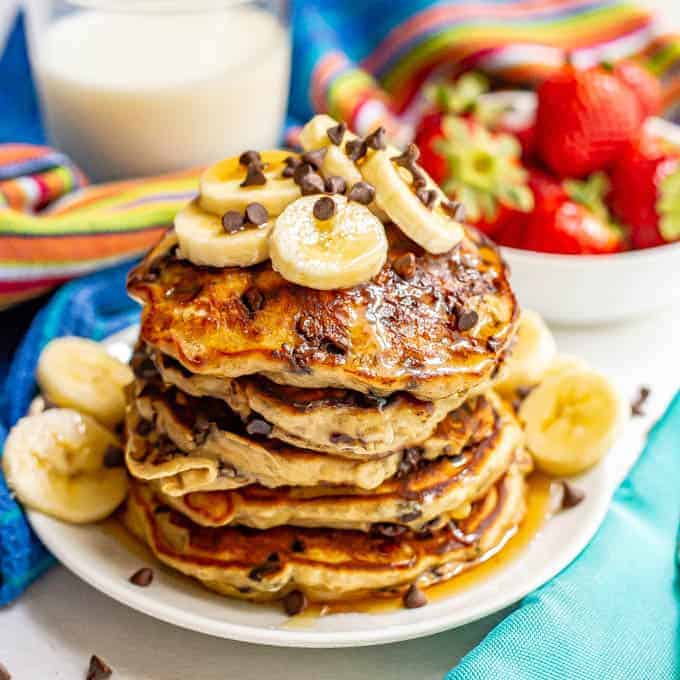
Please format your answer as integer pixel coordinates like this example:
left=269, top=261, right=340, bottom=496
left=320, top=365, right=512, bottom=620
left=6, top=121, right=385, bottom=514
left=37, top=337, right=133, bottom=429
left=360, top=146, right=464, bottom=253
left=519, top=368, right=626, bottom=476
left=175, top=199, right=273, bottom=268
left=200, top=150, right=301, bottom=217
left=494, top=309, right=557, bottom=395
left=2, top=409, right=128, bottom=523
left=270, top=194, right=388, bottom=290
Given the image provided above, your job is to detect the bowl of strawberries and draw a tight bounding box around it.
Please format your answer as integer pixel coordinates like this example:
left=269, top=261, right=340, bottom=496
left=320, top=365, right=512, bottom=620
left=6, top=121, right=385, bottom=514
left=414, top=65, right=680, bottom=325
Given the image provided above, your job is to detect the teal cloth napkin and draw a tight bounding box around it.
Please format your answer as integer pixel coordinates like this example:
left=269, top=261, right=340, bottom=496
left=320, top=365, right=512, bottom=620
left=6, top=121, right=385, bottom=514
left=447, top=392, right=680, bottom=680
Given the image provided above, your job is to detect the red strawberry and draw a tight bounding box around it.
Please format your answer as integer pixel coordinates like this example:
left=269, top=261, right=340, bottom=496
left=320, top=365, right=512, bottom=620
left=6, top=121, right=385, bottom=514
left=415, top=114, right=533, bottom=237
left=609, top=135, right=680, bottom=249
left=612, top=60, right=662, bottom=119
left=536, top=64, right=642, bottom=178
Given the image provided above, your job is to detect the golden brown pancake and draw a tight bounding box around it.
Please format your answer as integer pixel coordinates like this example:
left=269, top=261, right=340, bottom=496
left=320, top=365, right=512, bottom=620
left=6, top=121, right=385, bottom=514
left=123, top=461, right=529, bottom=603
left=127, top=225, right=517, bottom=401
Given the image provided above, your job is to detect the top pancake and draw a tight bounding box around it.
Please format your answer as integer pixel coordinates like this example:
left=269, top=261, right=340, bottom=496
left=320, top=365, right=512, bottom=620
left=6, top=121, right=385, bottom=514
left=127, top=225, right=517, bottom=401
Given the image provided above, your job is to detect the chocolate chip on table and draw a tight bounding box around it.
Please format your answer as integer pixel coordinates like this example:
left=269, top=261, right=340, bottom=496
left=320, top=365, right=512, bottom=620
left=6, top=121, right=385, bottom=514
left=442, top=200, right=466, bottom=222
left=313, top=196, right=336, bottom=221
left=416, top=187, right=437, bottom=209
left=402, top=583, right=428, bottom=609
left=457, top=309, right=479, bottom=332
left=559, top=482, right=585, bottom=510
left=103, top=445, right=124, bottom=469
left=240, top=163, right=267, bottom=187
left=631, top=385, right=651, bottom=417
left=246, top=418, right=273, bottom=437
left=129, top=567, right=154, bottom=587
left=392, top=252, right=416, bottom=279
left=283, top=589, right=309, bottom=616
left=345, top=138, right=367, bottom=162
left=325, top=175, right=347, bottom=195
left=282, top=155, right=302, bottom=178
left=347, top=181, right=375, bottom=205
left=299, top=172, right=326, bottom=196
left=301, top=147, right=328, bottom=170
left=244, top=202, right=269, bottom=226
left=365, top=126, right=386, bottom=150
left=239, top=150, right=261, bottom=166
left=327, top=122, right=346, bottom=146
left=242, top=286, right=264, bottom=314
left=86, top=654, right=112, bottom=680
left=0, top=662, right=10, bottom=680
left=222, top=210, right=245, bottom=233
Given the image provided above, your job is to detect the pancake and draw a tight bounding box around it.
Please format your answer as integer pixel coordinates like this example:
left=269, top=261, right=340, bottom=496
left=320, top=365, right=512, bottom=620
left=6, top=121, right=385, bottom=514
left=127, top=225, right=517, bottom=401
left=122, top=462, right=529, bottom=603
left=150, top=348, right=463, bottom=457
left=126, top=381, right=504, bottom=495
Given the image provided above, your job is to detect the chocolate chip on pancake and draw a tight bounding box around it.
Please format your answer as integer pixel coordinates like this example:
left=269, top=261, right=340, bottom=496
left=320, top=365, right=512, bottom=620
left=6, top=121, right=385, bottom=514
left=248, top=560, right=282, bottom=582
left=291, top=539, right=306, bottom=553
left=129, top=567, right=154, bottom=587
left=283, top=589, right=309, bottom=616
left=457, top=309, right=479, bottom=332
left=103, top=445, right=124, bottom=468
left=242, top=286, right=265, bottom=314
left=327, top=122, right=347, bottom=146
left=136, top=419, right=153, bottom=437
left=86, top=655, right=112, bottom=680
left=313, top=196, right=336, bottom=221
left=246, top=418, right=273, bottom=437
left=392, top=252, right=416, bottom=280
left=403, top=584, right=428, bottom=609
left=372, top=523, right=407, bottom=538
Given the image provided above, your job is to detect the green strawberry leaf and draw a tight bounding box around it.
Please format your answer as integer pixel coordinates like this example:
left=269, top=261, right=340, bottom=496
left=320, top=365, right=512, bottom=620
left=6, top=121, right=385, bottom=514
left=658, top=163, right=680, bottom=241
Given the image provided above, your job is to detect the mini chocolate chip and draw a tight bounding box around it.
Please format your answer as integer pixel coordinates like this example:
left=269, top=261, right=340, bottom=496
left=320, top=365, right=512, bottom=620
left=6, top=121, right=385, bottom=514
left=244, top=202, right=268, bottom=226
left=154, top=505, right=171, bottom=515
left=515, top=385, right=534, bottom=401
left=86, top=655, right=112, bottom=680
left=560, top=482, right=585, bottom=510
left=413, top=175, right=428, bottom=190
left=241, top=164, right=266, bottom=187
left=299, top=172, right=326, bottom=196
left=242, top=286, right=264, bottom=314
left=327, top=122, right=346, bottom=146
left=365, top=126, right=386, bottom=150
left=631, top=386, right=651, bottom=417
left=345, top=138, right=367, bottom=162
left=0, top=662, right=10, bottom=680
left=129, top=567, right=154, bottom=587
left=416, top=187, right=437, bottom=209
left=486, top=335, right=502, bottom=352
left=443, top=200, right=466, bottom=221
left=135, top=419, right=152, bottom=437
left=222, top=210, right=245, bottom=233
left=239, top=150, right=261, bottom=166
left=282, top=155, right=301, bottom=177
left=391, top=144, right=420, bottom=167
left=393, top=252, right=416, bottom=279
left=400, top=509, right=423, bottom=523
left=237, top=586, right=252, bottom=594
left=246, top=418, right=273, bottom=437
left=293, top=162, right=314, bottom=185
left=267, top=551, right=280, bottom=562
left=403, top=584, right=428, bottom=609
left=347, top=181, right=375, bottom=205
left=291, top=538, right=306, bottom=553
left=325, top=175, right=347, bottom=194
left=283, top=589, right=309, bottom=616
left=301, top=147, right=328, bottom=170
left=313, top=196, right=336, bottom=220
left=103, top=445, right=124, bottom=468
left=249, top=561, right=281, bottom=581
left=372, top=523, right=407, bottom=538
left=330, top=432, right=355, bottom=444
left=322, top=339, right=348, bottom=355
left=457, top=309, right=479, bottom=332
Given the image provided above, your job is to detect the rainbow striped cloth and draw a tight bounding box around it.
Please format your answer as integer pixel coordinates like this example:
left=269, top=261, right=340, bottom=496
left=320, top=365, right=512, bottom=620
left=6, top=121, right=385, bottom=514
left=3, top=0, right=680, bottom=308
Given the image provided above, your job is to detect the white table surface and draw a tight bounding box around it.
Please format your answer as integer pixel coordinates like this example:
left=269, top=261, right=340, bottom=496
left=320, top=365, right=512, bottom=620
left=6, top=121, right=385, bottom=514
left=2, top=1, right=680, bottom=678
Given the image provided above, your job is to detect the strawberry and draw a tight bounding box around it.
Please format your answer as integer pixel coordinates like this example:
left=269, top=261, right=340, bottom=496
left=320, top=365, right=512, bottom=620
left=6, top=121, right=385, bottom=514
left=609, top=134, right=680, bottom=249
left=415, top=114, right=533, bottom=237
left=535, top=64, right=642, bottom=178
left=612, top=60, right=662, bottom=119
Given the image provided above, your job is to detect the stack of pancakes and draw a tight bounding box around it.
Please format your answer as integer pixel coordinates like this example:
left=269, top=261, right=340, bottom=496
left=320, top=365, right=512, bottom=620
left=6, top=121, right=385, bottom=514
left=122, top=223, right=531, bottom=607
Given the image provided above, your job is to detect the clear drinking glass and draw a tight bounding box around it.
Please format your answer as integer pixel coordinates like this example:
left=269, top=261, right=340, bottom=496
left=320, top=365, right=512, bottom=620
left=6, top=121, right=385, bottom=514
left=26, top=0, right=291, bottom=181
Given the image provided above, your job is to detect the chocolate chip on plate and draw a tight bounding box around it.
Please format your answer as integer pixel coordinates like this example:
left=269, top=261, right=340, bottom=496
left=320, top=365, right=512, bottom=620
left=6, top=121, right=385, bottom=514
left=325, top=175, right=347, bottom=195
left=240, top=163, right=266, bottom=187
left=222, top=210, right=245, bottom=233
left=631, top=385, right=651, bottom=417
left=327, top=122, right=346, bottom=146
left=345, top=138, right=367, bottom=162
left=301, top=147, right=328, bottom=170
left=402, top=583, right=428, bottom=609
left=129, top=567, right=154, bottom=587
left=102, top=445, right=124, bottom=469
left=392, top=252, right=416, bottom=279
left=239, top=150, right=261, bottom=167
left=313, top=196, right=336, bottom=220
left=86, top=654, right=112, bottom=680
left=283, top=589, right=309, bottom=616
left=457, top=309, right=479, bottom=332
left=559, top=481, right=585, bottom=510
left=246, top=418, right=273, bottom=437
left=0, top=662, right=11, bottom=680
left=299, top=172, right=326, bottom=196
left=347, top=181, right=375, bottom=205
left=365, top=126, right=386, bottom=150
left=244, top=202, right=269, bottom=226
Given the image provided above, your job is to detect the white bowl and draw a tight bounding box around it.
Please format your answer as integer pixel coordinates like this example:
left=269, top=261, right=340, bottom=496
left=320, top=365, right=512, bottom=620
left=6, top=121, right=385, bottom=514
left=501, top=243, right=680, bottom=325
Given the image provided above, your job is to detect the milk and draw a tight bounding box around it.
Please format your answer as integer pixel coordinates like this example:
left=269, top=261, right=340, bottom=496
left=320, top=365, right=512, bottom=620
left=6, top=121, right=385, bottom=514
left=33, top=7, right=291, bottom=180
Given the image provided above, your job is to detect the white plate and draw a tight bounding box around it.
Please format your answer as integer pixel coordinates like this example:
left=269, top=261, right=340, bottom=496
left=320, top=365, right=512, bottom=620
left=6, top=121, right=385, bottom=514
left=27, top=326, right=633, bottom=648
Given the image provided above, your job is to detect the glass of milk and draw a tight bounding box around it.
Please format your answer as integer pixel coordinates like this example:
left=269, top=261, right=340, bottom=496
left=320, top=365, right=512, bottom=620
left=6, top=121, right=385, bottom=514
left=27, top=0, right=291, bottom=181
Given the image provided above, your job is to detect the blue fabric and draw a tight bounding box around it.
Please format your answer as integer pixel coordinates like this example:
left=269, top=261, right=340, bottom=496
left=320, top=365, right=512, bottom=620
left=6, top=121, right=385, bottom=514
left=447, top=393, right=680, bottom=680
